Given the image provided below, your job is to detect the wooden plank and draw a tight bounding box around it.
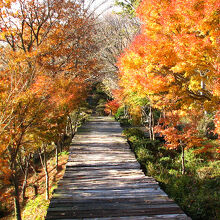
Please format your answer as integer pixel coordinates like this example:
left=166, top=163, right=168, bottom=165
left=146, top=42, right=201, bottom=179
left=52, top=192, right=169, bottom=200
left=48, top=203, right=180, bottom=212
left=67, top=158, right=138, bottom=163
left=64, top=168, right=145, bottom=173
left=81, top=214, right=190, bottom=220
left=49, top=197, right=174, bottom=206
left=63, top=170, right=144, bottom=177
left=59, top=176, right=153, bottom=182
left=53, top=187, right=166, bottom=195
left=64, top=168, right=144, bottom=173
left=66, top=161, right=140, bottom=167
left=46, top=207, right=184, bottom=219
left=65, top=162, right=140, bottom=169
left=57, top=183, right=159, bottom=190
left=69, top=151, right=134, bottom=155
left=46, top=214, right=189, bottom=220
left=68, top=152, right=135, bottom=156
left=57, top=176, right=155, bottom=182
left=49, top=199, right=175, bottom=207
left=69, top=145, right=132, bottom=150
left=57, top=182, right=158, bottom=190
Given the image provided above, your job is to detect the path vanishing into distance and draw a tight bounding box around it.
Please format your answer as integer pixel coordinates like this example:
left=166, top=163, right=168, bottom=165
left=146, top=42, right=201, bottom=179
left=46, top=117, right=190, bottom=219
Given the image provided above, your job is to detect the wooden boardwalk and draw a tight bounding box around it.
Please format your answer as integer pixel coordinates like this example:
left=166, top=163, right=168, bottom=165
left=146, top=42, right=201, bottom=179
left=46, top=117, right=190, bottom=220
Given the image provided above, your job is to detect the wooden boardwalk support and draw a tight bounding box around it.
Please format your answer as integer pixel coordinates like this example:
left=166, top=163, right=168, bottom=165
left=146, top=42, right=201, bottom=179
left=46, top=117, right=190, bottom=220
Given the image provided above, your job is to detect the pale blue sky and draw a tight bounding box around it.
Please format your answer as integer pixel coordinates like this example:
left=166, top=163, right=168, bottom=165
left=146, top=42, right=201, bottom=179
left=87, top=0, right=121, bottom=16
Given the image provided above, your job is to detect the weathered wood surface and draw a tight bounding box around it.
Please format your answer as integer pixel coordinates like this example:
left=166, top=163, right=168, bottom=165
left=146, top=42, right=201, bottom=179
left=46, top=117, right=190, bottom=220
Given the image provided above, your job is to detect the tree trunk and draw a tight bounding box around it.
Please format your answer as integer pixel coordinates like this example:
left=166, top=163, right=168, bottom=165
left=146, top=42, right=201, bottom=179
left=73, top=108, right=80, bottom=134
left=141, top=105, right=148, bottom=125
left=33, top=184, right=38, bottom=196
left=61, top=134, right=65, bottom=152
left=124, top=105, right=128, bottom=118
left=147, top=105, right=155, bottom=140
left=181, top=144, right=185, bottom=175
left=151, top=108, right=155, bottom=140
left=29, top=159, right=38, bottom=175
left=66, top=120, right=69, bottom=136
left=39, top=146, right=49, bottom=200
left=149, top=105, right=153, bottom=140
left=22, top=156, right=30, bottom=203
left=44, top=148, right=49, bottom=200
left=68, top=115, right=74, bottom=138
left=18, top=153, right=25, bottom=175
left=12, top=172, right=22, bottom=220
left=8, top=145, right=22, bottom=220
left=56, top=143, right=59, bottom=171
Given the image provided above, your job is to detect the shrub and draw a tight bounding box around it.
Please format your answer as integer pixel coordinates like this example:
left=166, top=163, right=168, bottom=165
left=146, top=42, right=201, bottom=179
left=58, top=151, right=69, bottom=156
left=115, top=107, right=125, bottom=120
left=197, top=161, right=220, bottom=179
left=123, top=128, right=145, bottom=138
left=123, top=127, right=220, bottom=220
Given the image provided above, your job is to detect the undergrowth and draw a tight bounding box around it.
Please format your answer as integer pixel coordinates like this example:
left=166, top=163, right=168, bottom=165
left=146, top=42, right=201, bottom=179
left=123, top=128, right=220, bottom=220
left=1, top=153, right=68, bottom=220
left=22, top=193, right=50, bottom=220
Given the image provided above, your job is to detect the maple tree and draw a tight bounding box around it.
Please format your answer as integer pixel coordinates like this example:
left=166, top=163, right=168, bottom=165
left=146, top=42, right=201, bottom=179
left=0, top=0, right=99, bottom=219
left=117, top=0, right=219, bottom=158
left=104, top=100, right=120, bottom=115
left=0, top=50, right=49, bottom=219
left=154, top=109, right=205, bottom=174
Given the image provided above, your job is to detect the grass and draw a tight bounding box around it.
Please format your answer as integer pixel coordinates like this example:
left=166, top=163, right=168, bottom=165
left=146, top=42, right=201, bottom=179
left=123, top=128, right=220, bottom=220
left=1, top=152, right=69, bottom=220
left=22, top=194, right=50, bottom=220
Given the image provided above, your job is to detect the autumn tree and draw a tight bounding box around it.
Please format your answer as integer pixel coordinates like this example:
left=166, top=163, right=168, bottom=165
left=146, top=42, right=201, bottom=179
left=117, top=0, right=219, bottom=153
left=0, top=0, right=100, bottom=219
left=104, top=100, right=120, bottom=115
left=154, top=110, right=205, bottom=174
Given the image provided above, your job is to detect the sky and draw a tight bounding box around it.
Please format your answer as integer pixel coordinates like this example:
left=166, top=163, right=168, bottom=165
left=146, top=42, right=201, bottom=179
left=86, top=0, right=121, bottom=16
left=9, top=0, right=120, bottom=15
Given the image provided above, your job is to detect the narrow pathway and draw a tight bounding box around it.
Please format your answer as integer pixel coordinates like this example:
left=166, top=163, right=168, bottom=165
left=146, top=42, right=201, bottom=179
left=46, top=117, right=190, bottom=219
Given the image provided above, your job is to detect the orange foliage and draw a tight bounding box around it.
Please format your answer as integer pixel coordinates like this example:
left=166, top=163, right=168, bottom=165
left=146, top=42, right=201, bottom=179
left=155, top=110, right=204, bottom=150
left=117, top=0, right=219, bottom=153
left=118, top=0, right=219, bottom=110
left=0, top=0, right=99, bottom=213
left=214, top=110, right=220, bottom=153
left=104, top=100, right=120, bottom=115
